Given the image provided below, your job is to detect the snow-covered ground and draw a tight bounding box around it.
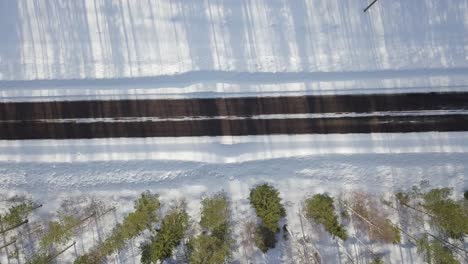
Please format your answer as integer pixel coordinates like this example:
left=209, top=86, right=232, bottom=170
left=1, top=132, right=468, bottom=164
left=1, top=0, right=468, bottom=263
left=1, top=0, right=468, bottom=101
left=1, top=132, right=467, bottom=263
left=1, top=135, right=467, bottom=263
left=1, top=0, right=467, bottom=80
left=1, top=71, right=468, bottom=102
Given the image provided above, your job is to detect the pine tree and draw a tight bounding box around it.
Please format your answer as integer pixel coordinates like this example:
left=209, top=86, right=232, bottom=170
left=416, top=235, right=460, bottom=264
left=249, top=184, right=286, bottom=252
left=249, top=184, right=286, bottom=232
left=370, top=257, right=385, bottom=264
left=74, top=192, right=160, bottom=263
left=189, top=193, right=232, bottom=263
left=253, top=225, right=276, bottom=253
left=304, top=194, right=348, bottom=240
left=0, top=200, right=41, bottom=234
left=189, top=235, right=230, bottom=264
left=421, top=188, right=468, bottom=239
left=199, top=193, right=230, bottom=240
left=28, top=242, right=76, bottom=264
left=142, top=205, right=189, bottom=263
left=40, top=213, right=90, bottom=249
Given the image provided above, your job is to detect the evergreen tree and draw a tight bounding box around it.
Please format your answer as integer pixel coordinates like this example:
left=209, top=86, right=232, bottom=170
left=0, top=200, right=39, bottom=228
left=249, top=184, right=286, bottom=232
left=40, top=213, right=82, bottom=249
left=304, top=194, right=348, bottom=240
left=370, top=257, right=385, bottom=264
left=189, top=193, right=232, bottom=263
left=141, top=206, right=189, bottom=263
left=253, top=225, right=276, bottom=253
left=189, top=235, right=230, bottom=264
left=416, top=235, right=460, bottom=264
left=421, top=188, right=468, bottom=239
left=200, top=193, right=230, bottom=240
left=74, top=192, right=160, bottom=263
left=249, top=184, right=286, bottom=252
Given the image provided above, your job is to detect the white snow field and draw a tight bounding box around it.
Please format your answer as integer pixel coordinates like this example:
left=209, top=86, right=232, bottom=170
left=0, top=0, right=468, bottom=263
left=1, top=0, right=467, bottom=80
left=0, top=0, right=468, bottom=101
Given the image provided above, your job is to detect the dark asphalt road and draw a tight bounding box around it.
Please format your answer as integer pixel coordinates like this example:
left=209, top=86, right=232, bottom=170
left=1, top=92, right=468, bottom=120
left=0, top=92, right=467, bottom=139
left=1, top=115, right=467, bottom=139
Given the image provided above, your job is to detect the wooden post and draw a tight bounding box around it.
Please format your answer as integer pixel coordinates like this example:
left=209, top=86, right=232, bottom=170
left=364, top=0, right=379, bottom=12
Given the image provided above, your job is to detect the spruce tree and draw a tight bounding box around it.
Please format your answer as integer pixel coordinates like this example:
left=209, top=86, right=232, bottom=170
left=142, top=206, right=189, bottom=263
left=249, top=184, right=286, bottom=252
left=304, top=194, right=348, bottom=240
left=422, top=188, right=468, bottom=239
left=74, top=192, right=160, bottom=263
left=416, top=235, right=460, bottom=264
left=189, top=193, right=232, bottom=263
left=249, top=184, right=286, bottom=232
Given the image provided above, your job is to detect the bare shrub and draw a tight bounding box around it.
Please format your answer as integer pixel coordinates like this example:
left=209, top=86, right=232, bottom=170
left=347, top=192, right=400, bottom=244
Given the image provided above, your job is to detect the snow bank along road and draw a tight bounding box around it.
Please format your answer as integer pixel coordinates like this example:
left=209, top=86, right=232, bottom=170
left=1, top=92, right=468, bottom=139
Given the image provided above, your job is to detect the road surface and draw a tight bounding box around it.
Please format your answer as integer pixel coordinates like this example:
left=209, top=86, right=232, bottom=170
left=1, top=92, right=467, bottom=139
